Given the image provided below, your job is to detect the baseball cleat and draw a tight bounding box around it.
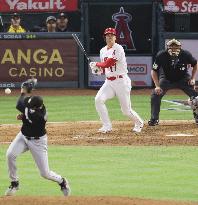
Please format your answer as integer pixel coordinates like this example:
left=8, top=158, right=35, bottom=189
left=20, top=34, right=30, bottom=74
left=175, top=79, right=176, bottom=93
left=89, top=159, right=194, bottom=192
left=59, top=178, right=71, bottom=196
left=98, top=126, right=112, bottom=133
left=5, top=181, right=19, bottom=196
left=133, top=121, right=144, bottom=133
left=193, top=113, right=198, bottom=125
left=148, top=119, right=159, bottom=126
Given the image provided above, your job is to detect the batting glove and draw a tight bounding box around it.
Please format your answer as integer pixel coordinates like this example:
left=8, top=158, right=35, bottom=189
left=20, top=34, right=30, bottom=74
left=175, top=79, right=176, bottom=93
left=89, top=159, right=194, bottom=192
left=21, top=78, right=37, bottom=93
left=89, top=62, right=102, bottom=75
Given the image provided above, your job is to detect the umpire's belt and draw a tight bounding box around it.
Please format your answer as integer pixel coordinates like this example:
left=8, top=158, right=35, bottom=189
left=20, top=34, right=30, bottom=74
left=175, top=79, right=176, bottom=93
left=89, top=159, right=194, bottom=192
left=107, top=75, right=123, bottom=81
left=25, top=136, right=42, bottom=140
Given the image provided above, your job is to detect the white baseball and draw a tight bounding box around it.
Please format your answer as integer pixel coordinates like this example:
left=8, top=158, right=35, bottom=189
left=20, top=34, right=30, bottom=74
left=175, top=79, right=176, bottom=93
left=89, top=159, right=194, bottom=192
left=5, top=88, right=11, bottom=95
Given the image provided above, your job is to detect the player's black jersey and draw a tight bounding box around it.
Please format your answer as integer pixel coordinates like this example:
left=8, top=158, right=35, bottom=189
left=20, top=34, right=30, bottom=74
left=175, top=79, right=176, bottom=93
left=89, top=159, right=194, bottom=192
left=152, top=49, right=197, bottom=82
left=16, top=95, right=47, bottom=137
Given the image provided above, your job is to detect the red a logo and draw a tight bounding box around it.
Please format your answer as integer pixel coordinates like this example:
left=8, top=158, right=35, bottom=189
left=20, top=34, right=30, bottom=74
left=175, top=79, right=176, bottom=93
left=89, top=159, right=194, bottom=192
left=112, top=7, right=136, bottom=50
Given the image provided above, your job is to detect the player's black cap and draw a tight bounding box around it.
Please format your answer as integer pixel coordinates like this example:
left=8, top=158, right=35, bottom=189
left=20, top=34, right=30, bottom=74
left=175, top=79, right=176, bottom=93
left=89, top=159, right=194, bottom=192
left=28, top=96, right=43, bottom=109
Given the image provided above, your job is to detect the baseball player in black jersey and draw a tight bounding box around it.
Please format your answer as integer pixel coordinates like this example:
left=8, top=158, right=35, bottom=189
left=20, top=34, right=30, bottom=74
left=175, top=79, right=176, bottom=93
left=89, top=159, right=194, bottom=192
left=148, top=39, right=198, bottom=126
left=5, top=81, right=70, bottom=196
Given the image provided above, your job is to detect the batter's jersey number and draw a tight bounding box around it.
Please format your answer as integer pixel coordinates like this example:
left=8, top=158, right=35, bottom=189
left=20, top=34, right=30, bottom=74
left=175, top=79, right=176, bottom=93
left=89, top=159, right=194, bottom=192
left=104, top=57, right=117, bottom=72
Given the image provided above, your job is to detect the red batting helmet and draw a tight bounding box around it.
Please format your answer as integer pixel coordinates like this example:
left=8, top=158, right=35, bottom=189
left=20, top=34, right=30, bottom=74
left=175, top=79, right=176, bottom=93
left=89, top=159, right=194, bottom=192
left=103, top=28, right=116, bottom=36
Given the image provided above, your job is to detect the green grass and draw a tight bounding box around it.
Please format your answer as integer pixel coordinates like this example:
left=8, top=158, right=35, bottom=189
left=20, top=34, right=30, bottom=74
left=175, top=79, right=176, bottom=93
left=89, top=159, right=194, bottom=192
left=0, top=95, right=192, bottom=123
left=0, top=94, right=196, bottom=201
left=0, top=146, right=198, bottom=201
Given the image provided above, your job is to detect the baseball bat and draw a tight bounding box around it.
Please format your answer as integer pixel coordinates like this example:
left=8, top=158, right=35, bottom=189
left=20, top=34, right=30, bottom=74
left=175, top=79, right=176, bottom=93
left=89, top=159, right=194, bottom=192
left=0, top=16, right=4, bottom=31
left=72, top=33, right=91, bottom=63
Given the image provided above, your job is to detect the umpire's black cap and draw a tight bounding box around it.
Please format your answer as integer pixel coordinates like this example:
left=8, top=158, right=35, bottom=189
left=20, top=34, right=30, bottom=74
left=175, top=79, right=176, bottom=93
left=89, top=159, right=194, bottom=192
left=28, top=96, right=43, bottom=109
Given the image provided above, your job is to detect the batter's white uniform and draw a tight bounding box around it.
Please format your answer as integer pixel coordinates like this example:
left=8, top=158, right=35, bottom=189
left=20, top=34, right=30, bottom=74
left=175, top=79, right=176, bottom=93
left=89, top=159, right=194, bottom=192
left=95, top=43, right=143, bottom=131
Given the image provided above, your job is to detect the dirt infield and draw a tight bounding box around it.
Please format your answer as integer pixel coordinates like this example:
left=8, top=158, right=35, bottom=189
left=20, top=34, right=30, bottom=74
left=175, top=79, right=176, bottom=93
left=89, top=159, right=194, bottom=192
left=0, top=121, right=197, bottom=146
left=0, top=196, right=197, bottom=205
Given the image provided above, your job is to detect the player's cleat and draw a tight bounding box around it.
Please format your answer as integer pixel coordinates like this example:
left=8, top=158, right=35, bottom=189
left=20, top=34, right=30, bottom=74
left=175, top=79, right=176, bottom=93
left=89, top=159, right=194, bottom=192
left=193, top=112, right=198, bottom=125
left=98, top=125, right=112, bottom=133
left=194, top=117, right=198, bottom=125
left=5, top=181, right=19, bottom=196
left=59, top=178, right=71, bottom=196
left=133, top=123, right=143, bottom=133
left=148, top=119, right=159, bottom=126
left=133, top=120, right=144, bottom=133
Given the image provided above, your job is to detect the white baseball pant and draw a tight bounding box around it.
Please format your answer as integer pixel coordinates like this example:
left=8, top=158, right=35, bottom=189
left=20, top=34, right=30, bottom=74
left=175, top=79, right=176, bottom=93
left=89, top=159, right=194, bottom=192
left=95, top=75, right=143, bottom=127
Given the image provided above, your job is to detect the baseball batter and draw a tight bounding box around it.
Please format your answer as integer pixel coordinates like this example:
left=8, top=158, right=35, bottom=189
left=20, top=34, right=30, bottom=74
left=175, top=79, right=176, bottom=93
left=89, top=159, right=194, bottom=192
left=90, top=28, right=143, bottom=133
left=5, top=84, right=70, bottom=196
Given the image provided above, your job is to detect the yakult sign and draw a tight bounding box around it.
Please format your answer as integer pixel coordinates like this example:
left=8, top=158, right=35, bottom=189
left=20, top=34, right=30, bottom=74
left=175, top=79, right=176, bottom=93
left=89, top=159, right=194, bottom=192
left=0, top=0, right=78, bottom=12
left=163, top=0, right=198, bottom=13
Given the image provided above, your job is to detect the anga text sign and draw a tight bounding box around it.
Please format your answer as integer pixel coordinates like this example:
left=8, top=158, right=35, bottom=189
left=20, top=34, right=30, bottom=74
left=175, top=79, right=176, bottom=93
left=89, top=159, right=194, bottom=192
left=0, top=39, right=78, bottom=82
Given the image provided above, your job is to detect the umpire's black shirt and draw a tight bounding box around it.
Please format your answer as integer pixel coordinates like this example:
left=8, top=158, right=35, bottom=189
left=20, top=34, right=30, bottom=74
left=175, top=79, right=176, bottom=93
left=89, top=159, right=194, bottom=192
left=153, top=49, right=197, bottom=82
left=16, top=94, right=47, bottom=137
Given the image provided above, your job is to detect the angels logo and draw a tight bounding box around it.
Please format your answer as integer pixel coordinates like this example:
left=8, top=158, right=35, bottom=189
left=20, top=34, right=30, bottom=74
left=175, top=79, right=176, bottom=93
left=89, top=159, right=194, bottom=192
left=112, top=7, right=136, bottom=50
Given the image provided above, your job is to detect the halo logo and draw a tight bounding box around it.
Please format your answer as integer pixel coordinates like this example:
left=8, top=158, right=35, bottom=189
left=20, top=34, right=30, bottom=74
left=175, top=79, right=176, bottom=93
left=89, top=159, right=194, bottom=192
left=112, top=7, right=136, bottom=50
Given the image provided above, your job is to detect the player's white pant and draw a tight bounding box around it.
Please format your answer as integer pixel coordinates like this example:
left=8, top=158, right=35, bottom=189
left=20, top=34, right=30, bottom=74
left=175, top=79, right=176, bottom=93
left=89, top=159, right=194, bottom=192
left=95, top=75, right=143, bottom=128
left=6, top=132, right=63, bottom=183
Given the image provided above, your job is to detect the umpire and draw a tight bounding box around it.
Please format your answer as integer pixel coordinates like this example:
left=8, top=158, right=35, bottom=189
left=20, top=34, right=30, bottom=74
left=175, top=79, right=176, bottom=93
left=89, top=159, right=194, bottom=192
left=148, top=39, right=198, bottom=126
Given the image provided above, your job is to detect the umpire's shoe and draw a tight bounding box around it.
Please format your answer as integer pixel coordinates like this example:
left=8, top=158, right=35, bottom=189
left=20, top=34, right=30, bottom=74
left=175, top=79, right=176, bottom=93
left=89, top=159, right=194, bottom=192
left=5, top=181, right=19, bottom=196
left=59, top=178, right=71, bottom=196
left=148, top=119, right=159, bottom=126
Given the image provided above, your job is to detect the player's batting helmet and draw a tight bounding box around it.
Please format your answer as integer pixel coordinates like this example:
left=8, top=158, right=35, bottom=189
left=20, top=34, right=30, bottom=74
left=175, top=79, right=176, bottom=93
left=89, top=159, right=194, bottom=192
left=103, top=28, right=116, bottom=36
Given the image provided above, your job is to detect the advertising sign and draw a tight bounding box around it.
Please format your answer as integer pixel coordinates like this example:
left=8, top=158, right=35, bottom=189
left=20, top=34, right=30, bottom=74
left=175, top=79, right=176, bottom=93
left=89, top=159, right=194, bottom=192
left=0, top=0, right=78, bottom=13
left=0, top=39, right=78, bottom=83
left=163, top=0, right=198, bottom=13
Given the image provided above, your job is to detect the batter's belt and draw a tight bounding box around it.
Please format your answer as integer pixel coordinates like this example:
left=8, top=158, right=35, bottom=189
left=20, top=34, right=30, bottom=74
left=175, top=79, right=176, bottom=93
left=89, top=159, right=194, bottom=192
left=107, top=75, right=123, bottom=81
